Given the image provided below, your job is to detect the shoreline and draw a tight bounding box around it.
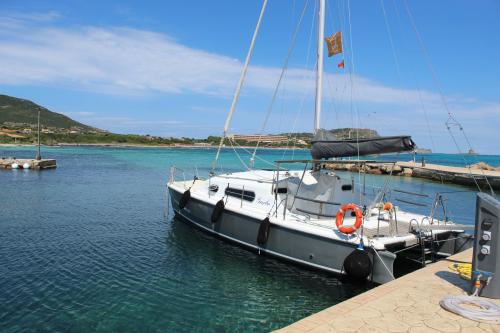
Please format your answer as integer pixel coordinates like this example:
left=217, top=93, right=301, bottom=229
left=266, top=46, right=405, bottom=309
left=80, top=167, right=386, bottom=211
left=1, top=143, right=499, bottom=156
left=0, top=143, right=309, bottom=150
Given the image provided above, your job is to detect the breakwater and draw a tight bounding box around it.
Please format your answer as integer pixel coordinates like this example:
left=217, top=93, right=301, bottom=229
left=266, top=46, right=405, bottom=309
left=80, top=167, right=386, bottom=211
left=326, top=161, right=500, bottom=190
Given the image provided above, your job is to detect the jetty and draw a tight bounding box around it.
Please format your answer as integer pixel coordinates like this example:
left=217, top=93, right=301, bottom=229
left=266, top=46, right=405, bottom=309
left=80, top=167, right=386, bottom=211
left=327, top=161, right=500, bottom=190
left=0, top=157, right=56, bottom=170
left=276, top=248, right=500, bottom=333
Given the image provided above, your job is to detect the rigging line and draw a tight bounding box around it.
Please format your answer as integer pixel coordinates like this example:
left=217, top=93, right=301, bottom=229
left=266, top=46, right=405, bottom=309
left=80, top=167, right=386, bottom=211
left=230, top=139, right=277, bottom=168
left=447, top=123, right=490, bottom=194
left=403, top=0, right=475, bottom=151
left=249, top=0, right=310, bottom=168
left=229, top=138, right=250, bottom=171
left=283, top=0, right=318, bottom=160
left=403, top=0, right=493, bottom=195
left=380, top=0, right=401, bottom=77
left=212, top=0, right=268, bottom=172
left=321, top=0, right=340, bottom=127
left=347, top=0, right=363, bottom=202
left=390, top=0, right=436, bottom=152
left=403, top=0, right=451, bottom=116
left=326, top=0, right=348, bottom=126
left=278, top=0, right=299, bottom=138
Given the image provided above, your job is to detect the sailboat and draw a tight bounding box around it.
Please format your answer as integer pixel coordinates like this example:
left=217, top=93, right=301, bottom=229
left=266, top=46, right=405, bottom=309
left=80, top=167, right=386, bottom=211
left=168, top=0, right=471, bottom=284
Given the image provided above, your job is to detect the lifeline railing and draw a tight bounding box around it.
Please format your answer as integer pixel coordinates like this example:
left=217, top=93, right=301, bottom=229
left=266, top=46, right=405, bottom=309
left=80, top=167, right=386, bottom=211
left=272, top=159, right=478, bottom=238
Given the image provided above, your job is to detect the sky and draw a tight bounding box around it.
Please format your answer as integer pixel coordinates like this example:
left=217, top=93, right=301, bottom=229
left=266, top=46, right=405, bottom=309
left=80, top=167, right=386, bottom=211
left=0, top=0, right=499, bottom=154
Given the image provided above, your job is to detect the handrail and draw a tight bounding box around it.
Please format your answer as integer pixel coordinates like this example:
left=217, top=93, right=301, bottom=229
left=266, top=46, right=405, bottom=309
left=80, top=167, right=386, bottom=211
left=294, top=195, right=341, bottom=205
left=393, top=189, right=429, bottom=197
left=295, top=207, right=337, bottom=218
left=395, top=198, right=428, bottom=207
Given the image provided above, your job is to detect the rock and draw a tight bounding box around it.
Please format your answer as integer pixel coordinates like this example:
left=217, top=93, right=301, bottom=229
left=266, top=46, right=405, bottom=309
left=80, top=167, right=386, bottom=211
left=402, top=168, right=413, bottom=176
left=367, top=168, right=383, bottom=175
left=468, top=162, right=500, bottom=171
left=392, top=165, right=403, bottom=173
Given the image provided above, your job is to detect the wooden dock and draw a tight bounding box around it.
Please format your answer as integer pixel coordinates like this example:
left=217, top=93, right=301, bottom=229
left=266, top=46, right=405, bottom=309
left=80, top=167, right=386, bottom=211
left=0, top=158, right=57, bottom=170
left=275, top=248, right=500, bottom=332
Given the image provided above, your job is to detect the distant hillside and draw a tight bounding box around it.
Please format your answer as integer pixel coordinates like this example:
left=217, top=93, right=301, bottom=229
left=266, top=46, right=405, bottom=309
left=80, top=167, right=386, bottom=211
left=280, top=128, right=380, bottom=140
left=328, top=128, right=379, bottom=139
left=0, top=94, right=94, bottom=130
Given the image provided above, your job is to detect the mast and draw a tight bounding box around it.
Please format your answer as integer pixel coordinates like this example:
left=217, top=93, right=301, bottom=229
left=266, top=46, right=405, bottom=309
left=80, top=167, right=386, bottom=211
left=212, top=0, right=268, bottom=171
left=314, top=0, right=326, bottom=134
left=36, top=107, right=41, bottom=160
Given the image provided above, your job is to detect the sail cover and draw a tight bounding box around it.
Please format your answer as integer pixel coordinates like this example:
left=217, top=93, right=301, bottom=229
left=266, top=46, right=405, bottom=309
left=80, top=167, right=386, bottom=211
left=311, top=130, right=416, bottom=159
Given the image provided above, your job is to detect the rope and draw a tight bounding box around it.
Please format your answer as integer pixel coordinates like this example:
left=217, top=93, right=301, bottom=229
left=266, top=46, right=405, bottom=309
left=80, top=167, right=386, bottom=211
left=230, top=139, right=276, bottom=168
left=250, top=0, right=310, bottom=167
left=163, top=184, right=170, bottom=219
left=346, top=0, right=363, bottom=204
left=379, top=0, right=435, bottom=152
left=440, top=295, right=500, bottom=324
left=282, top=0, right=317, bottom=160
left=403, top=0, right=494, bottom=195
left=370, top=242, right=395, bottom=281
left=229, top=138, right=250, bottom=171
left=212, top=0, right=268, bottom=171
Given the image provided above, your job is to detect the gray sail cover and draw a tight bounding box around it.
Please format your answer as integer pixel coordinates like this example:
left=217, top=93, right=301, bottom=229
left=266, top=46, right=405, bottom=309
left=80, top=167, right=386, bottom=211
left=311, top=130, right=416, bottom=159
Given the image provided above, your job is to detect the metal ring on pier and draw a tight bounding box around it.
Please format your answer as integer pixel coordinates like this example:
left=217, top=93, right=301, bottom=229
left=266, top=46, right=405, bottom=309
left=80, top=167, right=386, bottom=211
left=336, top=204, right=363, bottom=234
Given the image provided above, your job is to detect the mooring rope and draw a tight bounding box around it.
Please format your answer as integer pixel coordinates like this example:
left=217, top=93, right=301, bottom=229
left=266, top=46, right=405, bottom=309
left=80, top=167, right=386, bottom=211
left=440, top=295, right=500, bottom=324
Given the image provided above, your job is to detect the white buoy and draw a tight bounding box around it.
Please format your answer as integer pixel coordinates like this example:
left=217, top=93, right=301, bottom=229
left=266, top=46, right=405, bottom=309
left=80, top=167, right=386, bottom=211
left=11, top=163, right=19, bottom=169
left=23, top=163, right=30, bottom=169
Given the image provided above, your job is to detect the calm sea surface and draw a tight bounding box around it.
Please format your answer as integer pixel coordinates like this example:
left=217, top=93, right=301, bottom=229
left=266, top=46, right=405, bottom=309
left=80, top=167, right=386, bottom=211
left=1, top=146, right=498, bottom=333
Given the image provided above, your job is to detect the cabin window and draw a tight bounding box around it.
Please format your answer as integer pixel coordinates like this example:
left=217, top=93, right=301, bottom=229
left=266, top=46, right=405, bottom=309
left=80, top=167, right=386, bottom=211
left=341, top=184, right=352, bottom=191
left=209, top=185, right=219, bottom=192
left=274, top=187, right=288, bottom=194
left=225, top=187, right=255, bottom=202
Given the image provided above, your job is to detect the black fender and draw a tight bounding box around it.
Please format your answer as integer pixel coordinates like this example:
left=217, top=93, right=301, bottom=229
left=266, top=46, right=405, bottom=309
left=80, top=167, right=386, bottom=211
left=257, top=217, right=271, bottom=245
left=179, top=189, right=191, bottom=209
left=343, top=248, right=373, bottom=281
left=211, top=199, right=225, bottom=223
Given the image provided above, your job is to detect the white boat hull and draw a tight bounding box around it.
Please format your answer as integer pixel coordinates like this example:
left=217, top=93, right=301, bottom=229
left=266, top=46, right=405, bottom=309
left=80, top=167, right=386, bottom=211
left=169, top=186, right=397, bottom=284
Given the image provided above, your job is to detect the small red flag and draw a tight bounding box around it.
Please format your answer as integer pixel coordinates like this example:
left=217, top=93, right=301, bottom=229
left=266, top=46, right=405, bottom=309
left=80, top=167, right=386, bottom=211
left=338, top=60, right=344, bottom=69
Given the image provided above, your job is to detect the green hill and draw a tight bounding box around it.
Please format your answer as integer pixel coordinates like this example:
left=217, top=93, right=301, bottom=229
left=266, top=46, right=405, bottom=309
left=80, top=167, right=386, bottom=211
left=0, top=94, right=94, bottom=130
left=280, top=128, right=380, bottom=140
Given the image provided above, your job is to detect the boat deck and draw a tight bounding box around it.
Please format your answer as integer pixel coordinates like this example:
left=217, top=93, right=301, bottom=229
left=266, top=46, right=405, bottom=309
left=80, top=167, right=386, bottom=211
left=275, top=248, right=500, bottom=333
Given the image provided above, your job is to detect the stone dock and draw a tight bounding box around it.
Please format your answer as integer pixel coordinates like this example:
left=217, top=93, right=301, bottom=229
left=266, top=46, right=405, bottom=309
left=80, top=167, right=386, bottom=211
left=276, top=248, right=500, bottom=333
left=327, top=161, right=500, bottom=191
left=0, top=157, right=57, bottom=170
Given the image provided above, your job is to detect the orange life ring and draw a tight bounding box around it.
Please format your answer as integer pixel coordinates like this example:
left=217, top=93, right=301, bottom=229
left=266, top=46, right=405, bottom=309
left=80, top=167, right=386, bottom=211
left=336, top=203, right=363, bottom=234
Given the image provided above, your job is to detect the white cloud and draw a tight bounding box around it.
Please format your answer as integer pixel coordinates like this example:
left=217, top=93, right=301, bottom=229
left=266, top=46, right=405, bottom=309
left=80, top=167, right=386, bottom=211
left=0, top=14, right=446, bottom=108
left=63, top=111, right=95, bottom=117
left=0, top=12, right=498, bottom=153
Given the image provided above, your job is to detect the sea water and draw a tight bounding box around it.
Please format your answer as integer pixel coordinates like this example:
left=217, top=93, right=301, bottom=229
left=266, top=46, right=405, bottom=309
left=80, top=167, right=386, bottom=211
left=0, top=146, right=498, bottom=332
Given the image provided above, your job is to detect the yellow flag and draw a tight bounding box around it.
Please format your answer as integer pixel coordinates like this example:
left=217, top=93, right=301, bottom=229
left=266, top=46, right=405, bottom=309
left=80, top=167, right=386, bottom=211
left=325, top=32, right=342, bottom=57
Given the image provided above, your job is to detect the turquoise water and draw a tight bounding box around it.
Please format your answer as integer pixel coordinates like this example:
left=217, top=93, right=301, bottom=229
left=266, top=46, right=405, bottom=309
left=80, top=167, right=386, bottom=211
left=0, top=146, right=498, bottom=332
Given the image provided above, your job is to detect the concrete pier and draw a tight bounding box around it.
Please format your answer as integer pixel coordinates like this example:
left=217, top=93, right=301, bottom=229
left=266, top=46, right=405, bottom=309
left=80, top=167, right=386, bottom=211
left=0, top=158, right=57, bottom=170
left=327, top=161, right=500, bottom=190
left=397, top=161, right=500, bottom=190
left=275, top=248, right=500, bottom=333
